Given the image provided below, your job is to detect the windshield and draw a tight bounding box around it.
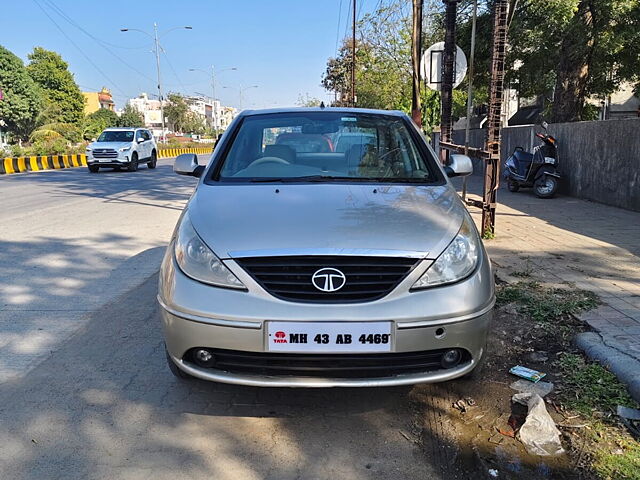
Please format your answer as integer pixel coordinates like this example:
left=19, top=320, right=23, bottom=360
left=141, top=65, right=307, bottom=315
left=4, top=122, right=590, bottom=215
left=97, top=131, right=134, bottom=142
left=216, top=112, right=439, bottom=183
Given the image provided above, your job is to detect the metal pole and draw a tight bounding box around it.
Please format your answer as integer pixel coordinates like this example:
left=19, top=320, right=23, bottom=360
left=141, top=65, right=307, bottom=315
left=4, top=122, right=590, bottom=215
left=411, top=0, right=423, bottom=127
left=481, top=0, right=509, bottom=237
left=462, top=0, right=477, bottom=201
left=351, top=0, right=356, bottom=106
left=439, top=0, right=458, bottom=164
left=153, top=23, right=165, bottom=143
left=211, top=65, right=217, bottom=131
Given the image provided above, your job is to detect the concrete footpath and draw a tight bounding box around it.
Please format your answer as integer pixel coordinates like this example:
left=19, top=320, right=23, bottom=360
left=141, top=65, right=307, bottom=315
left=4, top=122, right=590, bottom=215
left=454, top=174, right=640, bottom=400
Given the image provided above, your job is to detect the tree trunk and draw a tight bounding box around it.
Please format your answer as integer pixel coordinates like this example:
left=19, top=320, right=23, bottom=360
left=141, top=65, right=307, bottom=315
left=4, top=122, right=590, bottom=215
left=551, top=0, right=595, bottom=123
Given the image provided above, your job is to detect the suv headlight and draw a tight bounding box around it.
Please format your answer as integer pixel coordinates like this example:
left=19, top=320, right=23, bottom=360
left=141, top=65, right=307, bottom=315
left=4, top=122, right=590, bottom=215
left=412, top=216, right=480, bottom=289
left=174, top=215, right=245, bottom=289
left=119, top=146, right=131, bottom=152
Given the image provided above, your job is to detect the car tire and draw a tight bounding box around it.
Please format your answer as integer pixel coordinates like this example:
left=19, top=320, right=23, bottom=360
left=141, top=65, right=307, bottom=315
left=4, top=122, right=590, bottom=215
left=507, top=178, right=520, bottom=192
left=166, top=348, right=193, bottom=380
left=534, top=175, right=558, bottom=198
left=88, top=164, right=99, bottom=173
left=128, top=153, right=138, bottom=172
left=147, top=150, right=157, bottom=169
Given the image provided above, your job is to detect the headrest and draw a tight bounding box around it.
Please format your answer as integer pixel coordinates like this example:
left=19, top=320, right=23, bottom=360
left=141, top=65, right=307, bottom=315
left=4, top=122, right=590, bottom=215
left=264, top=144, right=296, bottom=163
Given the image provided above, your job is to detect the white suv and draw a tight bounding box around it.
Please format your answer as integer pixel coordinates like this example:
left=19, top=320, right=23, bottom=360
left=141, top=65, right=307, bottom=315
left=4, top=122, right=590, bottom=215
left=86, top=127, right=158, bottom=173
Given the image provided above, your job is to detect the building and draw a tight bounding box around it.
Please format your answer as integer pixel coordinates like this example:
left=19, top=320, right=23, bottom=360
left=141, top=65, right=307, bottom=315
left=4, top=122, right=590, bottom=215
left=83, top=87, right=115, bottom=115
left=127, top=93, right=167, bottom=138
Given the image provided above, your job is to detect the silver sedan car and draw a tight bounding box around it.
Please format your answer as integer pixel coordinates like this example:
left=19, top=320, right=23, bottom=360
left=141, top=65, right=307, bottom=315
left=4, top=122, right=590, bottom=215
left=159, top=107, right=494, bottom=387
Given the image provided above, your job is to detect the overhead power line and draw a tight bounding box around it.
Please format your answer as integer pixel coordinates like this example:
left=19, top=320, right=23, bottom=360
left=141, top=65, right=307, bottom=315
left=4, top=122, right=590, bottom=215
left=40, top=0, right=156, bottom=84
left=31, top=0, right=130, bottom=98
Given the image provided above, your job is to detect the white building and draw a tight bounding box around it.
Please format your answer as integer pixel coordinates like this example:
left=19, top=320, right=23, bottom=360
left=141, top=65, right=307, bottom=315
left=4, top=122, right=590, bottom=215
left=127, top=92, right=238, bottom=137
left=127, top=93, right=168, bottom=138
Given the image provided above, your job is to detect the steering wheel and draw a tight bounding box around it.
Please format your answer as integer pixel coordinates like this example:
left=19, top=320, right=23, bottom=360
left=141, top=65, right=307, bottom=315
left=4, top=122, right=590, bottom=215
left=247, top=156, right=290, bottom=168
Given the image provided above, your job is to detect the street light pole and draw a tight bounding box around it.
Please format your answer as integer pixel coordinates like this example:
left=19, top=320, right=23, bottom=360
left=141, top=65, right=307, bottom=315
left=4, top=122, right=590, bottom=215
left=121, top=24, right=192, bottom=143
left=153, top=23, right=165, bottom=143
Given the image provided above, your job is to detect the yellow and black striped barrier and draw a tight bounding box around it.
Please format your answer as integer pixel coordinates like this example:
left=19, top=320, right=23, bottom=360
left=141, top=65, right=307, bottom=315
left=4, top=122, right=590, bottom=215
left=157, top=146, right=213, bottom=158
left=1, top=147, right=213, bottom=175
left=1, top=154, right=87, bottom=175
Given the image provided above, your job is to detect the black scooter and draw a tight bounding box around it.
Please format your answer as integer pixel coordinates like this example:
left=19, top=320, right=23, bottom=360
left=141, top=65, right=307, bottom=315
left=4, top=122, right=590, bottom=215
left=504, top=122, right=560, bottom=198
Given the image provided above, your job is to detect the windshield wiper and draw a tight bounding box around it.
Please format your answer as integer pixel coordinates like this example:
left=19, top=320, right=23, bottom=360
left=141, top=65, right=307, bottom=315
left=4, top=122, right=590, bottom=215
left=249, top=175, right=432, bottom=183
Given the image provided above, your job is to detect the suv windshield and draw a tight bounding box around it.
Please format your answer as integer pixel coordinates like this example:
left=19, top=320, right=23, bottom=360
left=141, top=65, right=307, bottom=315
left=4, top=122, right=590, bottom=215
left=216, top=112, right=439, bottom=183
left=97, top=131, right=135, bottom=142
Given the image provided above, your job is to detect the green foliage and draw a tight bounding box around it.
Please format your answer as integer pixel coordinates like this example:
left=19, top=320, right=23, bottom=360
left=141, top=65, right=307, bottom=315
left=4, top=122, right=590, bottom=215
left=496, top=281, right=599, bottom=322
left=164, top=94, right=205, bottom=134
left=31, top=122, right=81, bottom=143
left=322, top=1, right=468, bottom=132
left=29, top=137, right=68, bottom=156
left=117, top=104, right=144, bottom=128
left=557, top=353, right=638, bottom=416
left=297, top=94, right=322, bottom=107
left=83, top=108, right=119, bottom=140
left=0, top=45, right=42, bottom=140
left=26, top=47, right=84, bottom=126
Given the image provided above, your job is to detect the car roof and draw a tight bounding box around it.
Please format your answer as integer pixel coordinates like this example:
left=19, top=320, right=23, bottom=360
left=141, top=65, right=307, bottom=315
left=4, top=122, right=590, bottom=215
left=103, top=127, right=143, bottom=131
left=239, top=107, right=407, bottom=118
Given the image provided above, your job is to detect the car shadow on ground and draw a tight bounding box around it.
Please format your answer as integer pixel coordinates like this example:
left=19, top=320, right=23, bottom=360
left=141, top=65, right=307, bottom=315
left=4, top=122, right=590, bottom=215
left=1, top=160, right=200, bottom=211
left=0, top=270, right=582, bottom=480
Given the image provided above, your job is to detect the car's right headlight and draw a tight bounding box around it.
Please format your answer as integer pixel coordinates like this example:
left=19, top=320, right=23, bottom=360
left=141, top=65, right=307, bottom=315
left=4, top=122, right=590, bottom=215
left=411, top=215, right=480, bottom=289
left=174, top=214, right=245, bottom=289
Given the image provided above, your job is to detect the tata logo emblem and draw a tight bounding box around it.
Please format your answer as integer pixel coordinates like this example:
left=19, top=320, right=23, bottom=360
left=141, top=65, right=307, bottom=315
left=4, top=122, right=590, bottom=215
left=312, top=268, right=346, bottom=292
left=273, top=331, right=287, bottom=344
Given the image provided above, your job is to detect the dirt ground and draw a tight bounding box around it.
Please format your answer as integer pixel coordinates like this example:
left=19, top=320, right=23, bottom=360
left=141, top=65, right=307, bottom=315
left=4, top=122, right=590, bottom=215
left=407, top=291, right=595, bottom=479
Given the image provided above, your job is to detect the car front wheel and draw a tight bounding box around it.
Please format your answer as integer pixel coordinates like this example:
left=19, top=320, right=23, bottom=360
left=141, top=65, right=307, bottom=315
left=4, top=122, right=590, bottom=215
left=88, top=164, right=99, bottom=173
left=128, top=153, right=138, bottom=172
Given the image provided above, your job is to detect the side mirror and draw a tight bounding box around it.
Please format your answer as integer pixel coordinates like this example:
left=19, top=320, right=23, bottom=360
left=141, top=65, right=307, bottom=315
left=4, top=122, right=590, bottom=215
left=137, top=137, right=145, bottom=143
left=444, top=154, right=473, bottom=177
left=174, top=153, right=205, bottom=177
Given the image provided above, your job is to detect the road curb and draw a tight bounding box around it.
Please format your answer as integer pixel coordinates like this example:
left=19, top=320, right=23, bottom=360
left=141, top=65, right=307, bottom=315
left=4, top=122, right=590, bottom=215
left=575, top=331, right=640, bottom=403
left=1, top=154, right=87, bottom=174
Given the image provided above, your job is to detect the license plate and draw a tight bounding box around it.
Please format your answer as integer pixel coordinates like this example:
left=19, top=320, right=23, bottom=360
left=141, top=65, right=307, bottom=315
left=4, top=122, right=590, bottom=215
left=266, top=321, right=392, bottom=353
left=98, top=159, right=112, bottom=163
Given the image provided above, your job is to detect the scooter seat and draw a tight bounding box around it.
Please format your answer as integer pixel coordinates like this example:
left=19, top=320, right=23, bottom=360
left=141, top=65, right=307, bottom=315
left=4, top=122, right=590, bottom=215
left=513, top=150, right=534, bottom=164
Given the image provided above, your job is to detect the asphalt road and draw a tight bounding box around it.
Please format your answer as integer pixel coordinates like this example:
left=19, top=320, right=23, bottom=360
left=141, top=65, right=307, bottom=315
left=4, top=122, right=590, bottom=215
left=0, top=160, right=461, bottom=480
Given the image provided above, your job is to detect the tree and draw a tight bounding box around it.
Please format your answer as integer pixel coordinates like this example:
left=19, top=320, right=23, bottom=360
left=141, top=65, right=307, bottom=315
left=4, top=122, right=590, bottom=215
left=117, top=104, right=144, bottom=128
left=297, top=94, right=322, bottom=107
left=26, top=47, right=84, bottom=126
left=457, top=0, right=640, bottom=122
left=0, top=45, right=42, bottom=140
left=84, top=108, right=119, bottom=139
left=322, top=1, right=466, bottom=131
left=164, top=93, right=190, bottom=133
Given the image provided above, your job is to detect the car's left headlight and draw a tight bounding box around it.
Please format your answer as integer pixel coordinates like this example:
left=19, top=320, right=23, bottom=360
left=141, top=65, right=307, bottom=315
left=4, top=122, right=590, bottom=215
left=412, top=216, right=480, bottom=289
left=119, top=146, right=131, bottom=152
left=174, top=214, right=245, bottom=289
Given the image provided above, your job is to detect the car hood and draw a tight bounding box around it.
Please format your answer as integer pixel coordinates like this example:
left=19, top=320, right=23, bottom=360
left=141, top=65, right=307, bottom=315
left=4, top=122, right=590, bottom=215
left=189, top=184, right=466, bottom=260
left=89, top=142, right=131, bottom=150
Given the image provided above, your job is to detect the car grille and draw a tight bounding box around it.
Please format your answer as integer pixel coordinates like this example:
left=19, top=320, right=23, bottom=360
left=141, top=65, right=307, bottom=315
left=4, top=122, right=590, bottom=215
left=92, top=148, right=118, bottom=158
left=235, top=255, right=420, bottom=303
left=184, top=348, right=471, bottom=378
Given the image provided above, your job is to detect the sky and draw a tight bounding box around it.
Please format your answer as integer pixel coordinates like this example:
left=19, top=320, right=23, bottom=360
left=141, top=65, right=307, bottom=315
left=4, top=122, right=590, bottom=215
left=0, top=0, right=380, bottom=110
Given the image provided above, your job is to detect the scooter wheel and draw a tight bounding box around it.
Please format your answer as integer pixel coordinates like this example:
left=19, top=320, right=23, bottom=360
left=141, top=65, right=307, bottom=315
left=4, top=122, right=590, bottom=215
left=507, top=179, right=520, bottom=192
left=534, top=176, right=558, bottom=198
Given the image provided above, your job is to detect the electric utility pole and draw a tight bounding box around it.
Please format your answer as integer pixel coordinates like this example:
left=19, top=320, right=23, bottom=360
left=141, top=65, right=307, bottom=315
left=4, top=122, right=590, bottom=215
left=411, top=0, right=423, bottom=126
left=351, top=0, right=357, bottom=107
left=152, top=23, right=165, bottom=142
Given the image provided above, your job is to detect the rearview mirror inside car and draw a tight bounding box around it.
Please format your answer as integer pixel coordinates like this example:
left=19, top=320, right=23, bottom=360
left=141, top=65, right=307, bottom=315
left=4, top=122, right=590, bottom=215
left=174, top=153, right=205, bottom=177
left=444, top=154, right=473, bottom=177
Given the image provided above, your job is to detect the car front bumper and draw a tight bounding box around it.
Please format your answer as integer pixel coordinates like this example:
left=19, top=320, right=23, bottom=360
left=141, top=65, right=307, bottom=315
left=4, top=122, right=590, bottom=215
left=86, top=155, right=131, bottom=167
left=159, top=248, right=494, bottom=387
